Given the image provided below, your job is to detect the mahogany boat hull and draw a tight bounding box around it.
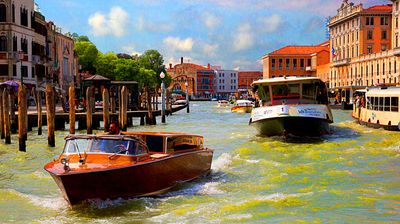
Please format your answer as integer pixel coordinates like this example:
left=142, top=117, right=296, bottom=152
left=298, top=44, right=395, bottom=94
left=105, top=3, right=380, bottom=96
left=46, top=150, right=213, bottom=205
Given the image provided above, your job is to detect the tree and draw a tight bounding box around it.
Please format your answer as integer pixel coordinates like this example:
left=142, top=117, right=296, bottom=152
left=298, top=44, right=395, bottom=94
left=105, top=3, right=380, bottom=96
left=94, top=52, right=118, bottom=79
left=114, top=58, right=140, bottom=81
left=75, top=41, right=98, bottom=74
left=116, top=53, right=132, bottom=60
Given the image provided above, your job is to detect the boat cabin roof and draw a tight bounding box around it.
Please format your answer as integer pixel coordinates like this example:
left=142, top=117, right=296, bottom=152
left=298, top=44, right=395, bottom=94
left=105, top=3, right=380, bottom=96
left=252, top=76, right=323, bottom=85
left=236, top=99, right=252, bottom=104
left=65, top=131, right=203, bottom=140
left=365, top=87, right=400, bottom=96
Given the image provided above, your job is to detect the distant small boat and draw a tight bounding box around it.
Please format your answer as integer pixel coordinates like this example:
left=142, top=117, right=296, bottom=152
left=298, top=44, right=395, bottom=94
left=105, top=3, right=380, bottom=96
left=44, top=132, right=213, bottom=205
left=217, top=100, right=230, bottom=107
left=231, top=99, right=253, bottom=113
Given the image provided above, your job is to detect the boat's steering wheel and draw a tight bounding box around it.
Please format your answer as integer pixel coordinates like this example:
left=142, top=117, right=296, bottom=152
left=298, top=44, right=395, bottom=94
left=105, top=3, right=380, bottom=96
left=108, top=144, right=128, bottom=159
left=113, top=144, right=127, bottom=154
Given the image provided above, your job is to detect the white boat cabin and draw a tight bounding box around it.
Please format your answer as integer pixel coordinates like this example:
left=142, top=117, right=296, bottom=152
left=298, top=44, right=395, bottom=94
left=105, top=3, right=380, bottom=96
left=251, top=77, right=329, bottom=107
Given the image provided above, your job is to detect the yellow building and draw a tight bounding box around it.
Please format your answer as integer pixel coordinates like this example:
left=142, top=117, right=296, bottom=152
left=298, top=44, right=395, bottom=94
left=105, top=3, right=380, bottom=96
left=329, top=0, right=399, bottom=89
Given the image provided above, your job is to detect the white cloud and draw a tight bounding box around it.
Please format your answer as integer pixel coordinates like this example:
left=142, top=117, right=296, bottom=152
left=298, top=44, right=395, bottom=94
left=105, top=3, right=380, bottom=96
left=121, top=45, right=142, bottom=56
left=260, top=14, right=282, bottom=33
left=233, top=23, right=254, bottom=51
left=137, top=16, right=173, bottom=32
left=203, top=12, right=221, bottom=29
left=88, top=6, right=129, bottom=37
left=202, top=43, right=219, bottom=57
left=233, top=59, right=262, bottom=71
left=163, top=37, right=194, bottom=52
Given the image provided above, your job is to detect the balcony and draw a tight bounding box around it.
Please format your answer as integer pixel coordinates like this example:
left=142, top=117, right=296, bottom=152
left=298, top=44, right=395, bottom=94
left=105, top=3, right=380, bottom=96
left=0, top=52, right=7, bottom=60
left=393, top=47, right=400, bottom=56
left=305, top=66, right=316, bottom=72
left=332, top=58, right=350, bottom=67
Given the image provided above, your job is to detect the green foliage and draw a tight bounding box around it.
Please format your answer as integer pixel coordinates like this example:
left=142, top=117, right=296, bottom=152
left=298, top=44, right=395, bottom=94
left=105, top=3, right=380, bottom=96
left=94, top=52, right=118, bottom=79
left=114, top=58, right=140, bottom=81
left=72, top=36, right=170, bottom=91
left=138, top=49, right=173, bottom=88
left=75, top=41, right=98, bottom=73
left=137, top=67, right=157, bottom=89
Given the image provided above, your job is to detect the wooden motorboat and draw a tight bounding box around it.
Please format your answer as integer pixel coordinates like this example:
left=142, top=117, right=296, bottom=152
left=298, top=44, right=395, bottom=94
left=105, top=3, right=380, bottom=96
left=44, top=132, right=213, bottom=205
left=250, top=77, right=333, bottom=136
left=231, top=100, right=253, bottom=113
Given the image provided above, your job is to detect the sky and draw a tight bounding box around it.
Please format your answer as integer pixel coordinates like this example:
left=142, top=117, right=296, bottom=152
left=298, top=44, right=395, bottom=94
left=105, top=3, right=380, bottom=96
left=35, top=0, right=389, bottom=71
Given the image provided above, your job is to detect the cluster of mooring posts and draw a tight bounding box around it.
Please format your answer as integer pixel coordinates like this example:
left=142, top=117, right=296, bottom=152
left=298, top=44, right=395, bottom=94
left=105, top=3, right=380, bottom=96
left=0, top=83, right=188, bottom=151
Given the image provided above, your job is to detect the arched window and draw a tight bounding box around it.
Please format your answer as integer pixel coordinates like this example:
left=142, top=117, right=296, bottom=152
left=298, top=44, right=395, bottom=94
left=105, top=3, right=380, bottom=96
left=12, top=4, right=15, bottom=22
left=0, top=4, right=6, bottom=22
left=0, top=36, right=7, bottom=51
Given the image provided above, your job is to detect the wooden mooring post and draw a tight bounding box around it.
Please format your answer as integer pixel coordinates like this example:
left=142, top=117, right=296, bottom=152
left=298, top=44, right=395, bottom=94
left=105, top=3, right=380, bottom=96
left=86, top=87, right=93, bottom=134
left=46, top=84, right=55, bottom=147
left=18, top=85, right=27, bottom=152
left=69, top=84, right=75, bottom=134
left=0, top=88, right=4, bottom=139
left=120, top=86, right=128, bottom=131
left=3, top=88, right=11, bottom=144
left=103, top=88, right=110, bottom=132
left=36, top=90, right=42, bottom=135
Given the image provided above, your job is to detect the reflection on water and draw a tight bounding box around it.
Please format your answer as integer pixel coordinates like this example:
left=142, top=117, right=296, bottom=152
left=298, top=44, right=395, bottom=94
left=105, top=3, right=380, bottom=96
left=0, top=102, right=399, bottom=223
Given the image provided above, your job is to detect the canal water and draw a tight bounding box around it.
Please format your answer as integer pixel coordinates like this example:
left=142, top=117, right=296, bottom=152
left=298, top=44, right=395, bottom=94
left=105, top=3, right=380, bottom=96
left=0, top=102, right=399, bottom=223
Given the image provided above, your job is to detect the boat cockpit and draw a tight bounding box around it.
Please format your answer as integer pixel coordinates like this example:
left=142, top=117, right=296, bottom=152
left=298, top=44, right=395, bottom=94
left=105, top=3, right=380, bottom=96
left=62, top=133, right=205, bottom=156
left=252, top=79, right=328, bottom=107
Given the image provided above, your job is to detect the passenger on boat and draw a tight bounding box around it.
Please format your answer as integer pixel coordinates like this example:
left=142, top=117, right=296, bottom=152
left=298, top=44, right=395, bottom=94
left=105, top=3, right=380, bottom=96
left=108, top=122, right=120, bottom=135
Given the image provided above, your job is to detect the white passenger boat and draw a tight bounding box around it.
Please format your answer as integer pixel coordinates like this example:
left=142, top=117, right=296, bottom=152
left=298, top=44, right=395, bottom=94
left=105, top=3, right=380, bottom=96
left=352, top=87, right=400, bottom=131
left=249, top=77, right=333, bottom=136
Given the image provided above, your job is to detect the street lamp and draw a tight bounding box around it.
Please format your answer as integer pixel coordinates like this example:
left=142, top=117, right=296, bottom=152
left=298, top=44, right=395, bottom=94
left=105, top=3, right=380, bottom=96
left=160, top=71, right=166, bottom=123
left=18, top=50, right=24, bottom=87
left=185, top=81, right=189, bottom=113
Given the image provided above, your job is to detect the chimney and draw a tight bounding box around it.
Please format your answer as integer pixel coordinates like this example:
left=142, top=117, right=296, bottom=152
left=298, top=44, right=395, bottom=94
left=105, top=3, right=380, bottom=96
left=169, top=63, right=172, bottom=69
left=181, top=57, right=183, bottom=64
left=207, top=63, right=210, bottom=69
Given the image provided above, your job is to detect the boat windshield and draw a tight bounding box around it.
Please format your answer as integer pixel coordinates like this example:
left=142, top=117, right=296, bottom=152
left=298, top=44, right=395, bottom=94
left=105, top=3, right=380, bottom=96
left=253, top=81, right=328, bottom=106
left=271, top=84, right=300, bottom=105
left=64, top=138, right=146, bottom=155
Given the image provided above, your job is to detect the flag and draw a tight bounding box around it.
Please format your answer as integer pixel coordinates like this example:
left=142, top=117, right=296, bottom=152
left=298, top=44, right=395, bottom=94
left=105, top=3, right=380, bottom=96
left=331, top=47, right=337, bottom=58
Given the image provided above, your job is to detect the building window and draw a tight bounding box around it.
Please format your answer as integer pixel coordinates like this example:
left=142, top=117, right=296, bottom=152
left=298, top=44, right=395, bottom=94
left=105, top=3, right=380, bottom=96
left=12, top=4, right=15, bottom=23
left=300, top=59, right=305, bottom=69
left=13, top=65, right=16, bottom=76
left=278, top=59, right=283, bottom=70
left=32, top=66, right=35, bottom=78
left=367, top=45, right=373, bottom=54
left=380, top=17, right=389, bottom=25
left=0, top=4, right=6, bottom=22
left=382, top=44, right=387, bottom=51
left=0, top=64, right=8, bottom=76
left=13, top=36, right=17, bottom=51
left=21, top=38, right=28, bottom=53
left=286, top=58, right=290, bottom=70
left=382, top=30, right=387, bottom=40
left=397, top=18, right=399, bottom=29
left=293, top=59, right=297, bottom=70
left=20, top=8, right=29, bottom=27
left=21, top=65, right=28, bottom=78
left=0, top=36, right=6, bottom=51
left=367, top=30, right=373, bottom=40
left=271, top=59, right=275, bottom=70
left=366, top=17, right=374, bottom=26
left=307, top=58, right=311, bottom=67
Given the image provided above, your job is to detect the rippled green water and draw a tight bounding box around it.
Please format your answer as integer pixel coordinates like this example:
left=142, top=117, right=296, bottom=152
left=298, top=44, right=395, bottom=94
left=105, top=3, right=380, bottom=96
left=0, top=102, right=399, bottom=223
